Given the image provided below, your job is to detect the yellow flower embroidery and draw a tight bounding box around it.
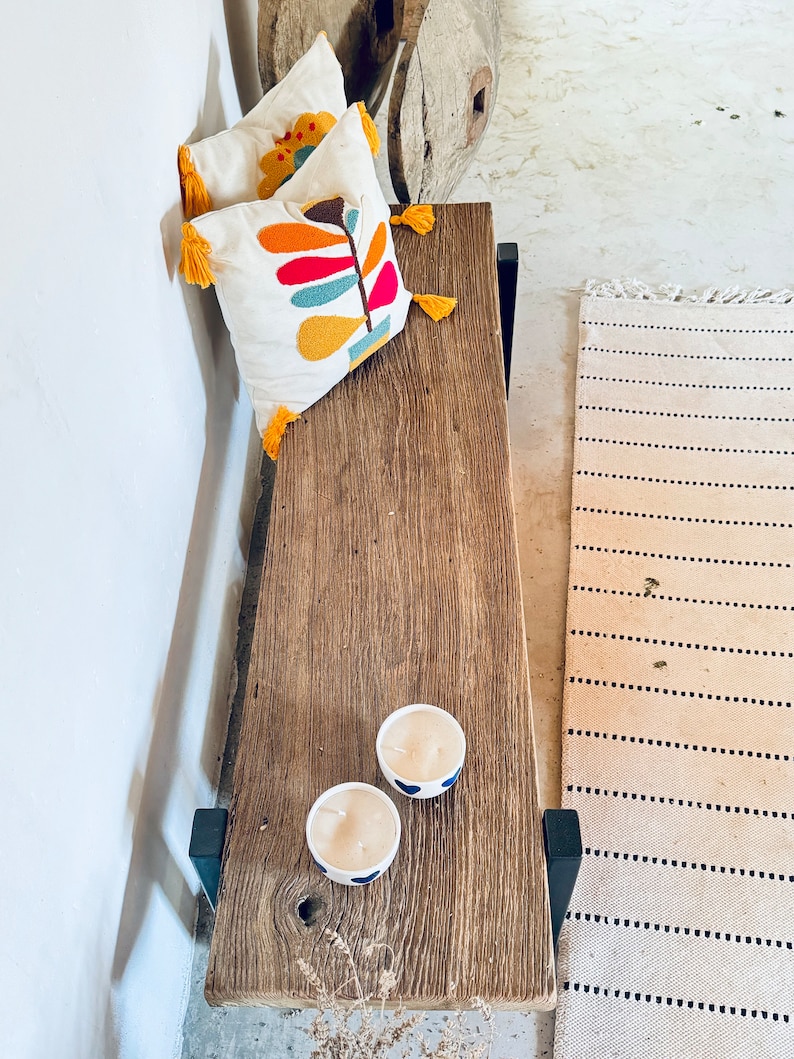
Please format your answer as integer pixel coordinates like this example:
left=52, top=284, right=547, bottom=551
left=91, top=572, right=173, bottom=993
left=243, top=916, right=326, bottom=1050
left=257, top=112, right=337, bottom=199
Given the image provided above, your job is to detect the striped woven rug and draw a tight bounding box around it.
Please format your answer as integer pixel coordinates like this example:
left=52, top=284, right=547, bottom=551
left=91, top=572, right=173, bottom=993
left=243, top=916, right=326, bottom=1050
left=554, top=285, right=794, bottom=1058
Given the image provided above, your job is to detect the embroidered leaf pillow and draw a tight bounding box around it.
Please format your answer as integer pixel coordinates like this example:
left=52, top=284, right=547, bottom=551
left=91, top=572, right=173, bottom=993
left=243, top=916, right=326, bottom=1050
left=177, top=33, right=346, bottom=218
left=179, top=103, right=416, bottom=458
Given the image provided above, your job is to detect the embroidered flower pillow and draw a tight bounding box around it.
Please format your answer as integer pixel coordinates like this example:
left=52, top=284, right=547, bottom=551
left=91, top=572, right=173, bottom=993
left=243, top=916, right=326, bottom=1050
left=178, top=33, right=346, bottom=218
left=179, top=103, right=423, bottom=458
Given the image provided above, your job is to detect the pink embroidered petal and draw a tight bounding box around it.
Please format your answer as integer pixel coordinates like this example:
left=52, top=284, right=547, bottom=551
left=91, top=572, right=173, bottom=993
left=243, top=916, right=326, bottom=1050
left=277, top=255, right=355, bottom=285
left=367, top=260, right=398, bottom=312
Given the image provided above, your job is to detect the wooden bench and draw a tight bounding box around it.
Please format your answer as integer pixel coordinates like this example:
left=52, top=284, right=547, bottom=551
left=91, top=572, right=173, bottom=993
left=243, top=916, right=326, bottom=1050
left=196, top=203, right=560, bottom=1010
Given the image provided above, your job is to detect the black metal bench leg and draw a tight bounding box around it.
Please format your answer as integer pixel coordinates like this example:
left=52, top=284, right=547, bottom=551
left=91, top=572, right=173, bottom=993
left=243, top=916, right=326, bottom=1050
left=543, top=808, right=582, bottom=951
left=189, top=808, right=228, bottom=911
left=496, top=242, right=518, bottom=396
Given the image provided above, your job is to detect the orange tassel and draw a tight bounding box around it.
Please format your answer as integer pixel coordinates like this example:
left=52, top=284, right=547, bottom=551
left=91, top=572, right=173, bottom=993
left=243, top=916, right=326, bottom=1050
left=178, top=223, right=216, bottom=288
left=357, top=101, right=380, bottom=156
left=262, top=406, right=301, bottom=460
left=177, top=144, right=212, bottom=219
left=412, top=292, right=457, bottom=321
left=390, top=204, right=435, bottom=235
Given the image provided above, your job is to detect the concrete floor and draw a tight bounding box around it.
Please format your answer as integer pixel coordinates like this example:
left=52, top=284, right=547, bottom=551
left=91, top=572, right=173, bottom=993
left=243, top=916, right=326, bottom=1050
left=181, top=1, right=793, bottom=1054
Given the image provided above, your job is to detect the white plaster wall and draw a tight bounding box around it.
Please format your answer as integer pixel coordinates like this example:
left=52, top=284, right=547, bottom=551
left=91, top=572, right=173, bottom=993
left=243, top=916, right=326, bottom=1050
left=0, top=2, right=261, bottom=1056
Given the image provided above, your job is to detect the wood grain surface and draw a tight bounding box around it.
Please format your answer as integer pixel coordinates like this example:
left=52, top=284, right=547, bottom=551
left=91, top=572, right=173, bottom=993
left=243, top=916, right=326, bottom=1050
left=388, top=0, right=500, bottom=203
left=401, top=0, right=423, bottom=36
left=258, top=0, right=404, bottom=107
left=205, top=204, right=555, bottom=1010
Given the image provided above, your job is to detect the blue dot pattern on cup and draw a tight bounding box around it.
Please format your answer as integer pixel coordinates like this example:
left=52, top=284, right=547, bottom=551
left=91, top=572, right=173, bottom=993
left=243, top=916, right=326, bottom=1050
left=313, top=858, right=328, bottom=874
left=441, top=767, right=462, bottom=788
left=351, top=869, right=381, bottom=884
left=395, top=778, right=422, bottom=795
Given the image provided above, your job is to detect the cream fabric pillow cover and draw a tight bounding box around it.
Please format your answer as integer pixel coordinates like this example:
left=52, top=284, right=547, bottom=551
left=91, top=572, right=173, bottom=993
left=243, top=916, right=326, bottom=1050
left=180, top=104, right=413, bottom=457
left=178, top=33, right=347, bottom=218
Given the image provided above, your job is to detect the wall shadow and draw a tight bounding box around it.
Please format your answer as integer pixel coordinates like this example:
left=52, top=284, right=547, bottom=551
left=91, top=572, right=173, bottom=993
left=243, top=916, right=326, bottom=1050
left=223, top=0, right=263, bottom=115
left=110, top=329, right=243, bottom=982
left=212, top=452, right=275, bottom=807
left=110, top=32, right=257, bottom=995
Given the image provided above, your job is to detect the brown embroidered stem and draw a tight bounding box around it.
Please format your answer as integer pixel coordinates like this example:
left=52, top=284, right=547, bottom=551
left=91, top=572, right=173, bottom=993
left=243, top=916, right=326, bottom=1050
left=346, top=227, right=372, bottom=332
left=304, top=196, right=372, bottom=331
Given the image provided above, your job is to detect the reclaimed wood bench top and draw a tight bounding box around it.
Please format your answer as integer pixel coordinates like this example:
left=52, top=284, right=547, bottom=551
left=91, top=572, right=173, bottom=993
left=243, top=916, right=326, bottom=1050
left=206, top=202, right=556, bottom=1010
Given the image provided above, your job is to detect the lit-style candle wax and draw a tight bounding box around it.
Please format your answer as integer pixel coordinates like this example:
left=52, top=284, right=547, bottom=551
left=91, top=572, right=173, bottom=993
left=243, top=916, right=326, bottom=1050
left=380, top=710, right=463, bottom=781
left=310, top=787, right=398, bottom=871
left=376, top=704, right=466, bottom=799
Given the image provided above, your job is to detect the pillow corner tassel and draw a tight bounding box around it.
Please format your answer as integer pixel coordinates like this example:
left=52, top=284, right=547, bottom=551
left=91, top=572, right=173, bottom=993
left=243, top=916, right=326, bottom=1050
left=356, top=101, right=381, bottom=156
left=262, top=406, right=302, bottom=461
left=389, top=204, right=436, bottom=235
left=178, top=223, right=217, bottom=289
left=412, top=292, right=457, bottom=321
left=177, top=144, right=212, bottom=219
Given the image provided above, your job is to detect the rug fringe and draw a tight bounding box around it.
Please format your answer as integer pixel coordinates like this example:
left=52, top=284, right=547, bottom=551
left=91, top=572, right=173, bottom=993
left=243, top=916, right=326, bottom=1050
left=583, top=278, right=794, bottom=304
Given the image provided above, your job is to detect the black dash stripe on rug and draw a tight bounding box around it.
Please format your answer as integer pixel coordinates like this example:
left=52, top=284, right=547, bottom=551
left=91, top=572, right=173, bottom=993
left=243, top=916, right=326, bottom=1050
left=556, top=292, right=794, bottom=1059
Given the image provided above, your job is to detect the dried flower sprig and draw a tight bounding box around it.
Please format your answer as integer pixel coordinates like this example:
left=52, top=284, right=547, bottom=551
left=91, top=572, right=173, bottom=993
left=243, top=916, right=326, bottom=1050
left=299, top=931, right=505, bottom=1059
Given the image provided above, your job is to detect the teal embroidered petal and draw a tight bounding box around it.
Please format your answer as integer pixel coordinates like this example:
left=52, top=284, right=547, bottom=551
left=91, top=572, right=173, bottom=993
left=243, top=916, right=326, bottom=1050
left=293, top=144, right=316, bottom=173
left=291, top=272, right=359, bottom=308
left=348, top=314, right=391, bottom=363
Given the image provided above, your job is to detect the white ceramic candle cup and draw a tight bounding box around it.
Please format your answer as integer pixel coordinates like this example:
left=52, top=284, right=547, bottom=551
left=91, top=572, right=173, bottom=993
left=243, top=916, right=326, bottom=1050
left=376, top=703, right=466, bottom=800
left=306, top=782, right=401, bottom=885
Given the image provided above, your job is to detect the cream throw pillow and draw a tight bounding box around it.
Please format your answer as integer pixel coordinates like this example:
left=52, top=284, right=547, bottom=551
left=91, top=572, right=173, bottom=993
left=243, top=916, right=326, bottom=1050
left=178, top=33, right=347, bottom=218
left=179, top=104, right=415, bottom=458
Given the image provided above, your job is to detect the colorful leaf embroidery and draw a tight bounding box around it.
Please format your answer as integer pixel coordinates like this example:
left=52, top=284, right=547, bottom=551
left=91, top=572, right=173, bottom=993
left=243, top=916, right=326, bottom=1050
left=361, top=222, right=386, bottom=278
left=290, top=273, right=359, bottom=308
left=297, top=315, right=366, bottom=361
left=257, top=112, right=337, bottom=199
left=348, top=315, right=391, bottom=369
left=259, top=196, right=399, bottom=363
left=276, top=255, right=354, bottom=285
left=303, top=196, right=347, bottom=227
left=258, top=224, right=347, bottom=253
left=366, top=261, right=398, bottom=313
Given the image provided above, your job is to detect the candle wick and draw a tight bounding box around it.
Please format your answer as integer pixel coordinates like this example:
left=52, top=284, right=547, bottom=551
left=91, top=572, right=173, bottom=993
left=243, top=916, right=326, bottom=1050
left=388, top=745, right=407, bottom=753
left=320, top=807, right=346, bottom=816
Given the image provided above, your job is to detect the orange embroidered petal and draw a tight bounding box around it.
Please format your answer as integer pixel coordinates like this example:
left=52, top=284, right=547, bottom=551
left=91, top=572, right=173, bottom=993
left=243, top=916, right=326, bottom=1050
left=257, top=152, right=295, bottom=200
left=297, top=315, right=366, bottom=361
left=258, top=223, right=348, bottom=254
left=361, top=221, right=387, bottom=278
left=293, top=111, right=337, bottom=146
left=258, top=112, right=338, bottom=199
